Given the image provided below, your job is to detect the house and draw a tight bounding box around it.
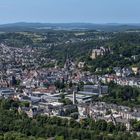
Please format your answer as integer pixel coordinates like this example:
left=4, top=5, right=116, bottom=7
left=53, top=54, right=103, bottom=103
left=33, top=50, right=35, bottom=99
left=122, top=67, right=133, bottom=77
left=18, top=106, right=43, bottom=118
left=132, top=67, right=139, bottom=75
left=78, top=62, right=85, bottom=68
left=63, top=104, right=77, bottom=114
left=113, top=67, right=122, bottom=77
left=77, top=104, right=89, bottom=119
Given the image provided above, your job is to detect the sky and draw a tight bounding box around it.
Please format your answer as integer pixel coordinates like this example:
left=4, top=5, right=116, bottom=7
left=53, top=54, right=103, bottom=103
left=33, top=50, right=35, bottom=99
left=0, top=0, right=140, bottom=24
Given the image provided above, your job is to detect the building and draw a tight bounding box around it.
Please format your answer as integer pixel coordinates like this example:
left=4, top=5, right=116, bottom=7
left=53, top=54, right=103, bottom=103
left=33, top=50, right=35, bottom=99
left=90, top=47, right=110, bottom=60
left=78, top=62, right=85, bottom=68
left=65, top=93, right=92, bottom=103
left=132, top=67, right=139, bottom=75
left=0, top=88, right=15, bottom=99
left=78, top=85, right=108, bottom=95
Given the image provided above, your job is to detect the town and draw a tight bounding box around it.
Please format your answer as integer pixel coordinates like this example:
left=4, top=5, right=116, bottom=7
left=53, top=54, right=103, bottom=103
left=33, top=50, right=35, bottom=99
left=1, top=0, right=140, bottom=139
left=0, top=40, right=140, bottom=134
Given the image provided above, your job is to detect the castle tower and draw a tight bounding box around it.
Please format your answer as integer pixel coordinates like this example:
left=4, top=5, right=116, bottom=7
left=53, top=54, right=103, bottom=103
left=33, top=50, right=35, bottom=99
left=90, top=50, right=97, bottom=60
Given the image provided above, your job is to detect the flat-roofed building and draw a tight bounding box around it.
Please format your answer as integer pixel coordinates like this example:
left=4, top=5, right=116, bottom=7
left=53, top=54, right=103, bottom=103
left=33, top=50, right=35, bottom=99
left=0, top=88, right=15, bottom=99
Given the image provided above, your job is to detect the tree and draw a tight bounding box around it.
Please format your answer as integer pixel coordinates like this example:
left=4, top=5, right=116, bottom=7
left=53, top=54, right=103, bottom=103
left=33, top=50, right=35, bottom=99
left=96, top=120, right=107, bottom=131
left=55, top=136, right=64, bottom=140
left=107, top=122, right=115, bottom=132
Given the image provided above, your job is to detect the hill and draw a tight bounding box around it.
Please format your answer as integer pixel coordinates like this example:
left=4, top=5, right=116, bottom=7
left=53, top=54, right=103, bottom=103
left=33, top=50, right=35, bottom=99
left=1, top=22, right=140, bottom=32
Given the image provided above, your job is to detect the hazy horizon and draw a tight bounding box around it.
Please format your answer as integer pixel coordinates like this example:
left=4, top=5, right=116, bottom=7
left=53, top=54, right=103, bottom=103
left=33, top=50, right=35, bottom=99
left=0, top=0, right=140, bottom=24
left=1, top=22, right=140, bottom=25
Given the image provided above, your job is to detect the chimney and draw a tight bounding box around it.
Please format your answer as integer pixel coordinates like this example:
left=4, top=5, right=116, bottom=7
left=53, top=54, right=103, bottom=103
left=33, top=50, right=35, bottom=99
left=98, top=82, right=102, bottom=95
left=73, top=91, right=76, bottom=104
left=73, top=86, right=78, bottom=104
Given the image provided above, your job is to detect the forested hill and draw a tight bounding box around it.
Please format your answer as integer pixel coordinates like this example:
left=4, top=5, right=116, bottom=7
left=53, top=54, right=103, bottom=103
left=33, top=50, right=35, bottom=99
left=0, top=30, right=140, bottom=70
left=85, top=32, right=140, bottom=73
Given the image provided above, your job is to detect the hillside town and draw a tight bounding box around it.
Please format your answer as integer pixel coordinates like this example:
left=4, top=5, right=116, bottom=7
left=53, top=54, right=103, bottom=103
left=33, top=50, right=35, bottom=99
left=1, top=0, right=140, bottom=139
left=0, top=43, right=140, bottom=132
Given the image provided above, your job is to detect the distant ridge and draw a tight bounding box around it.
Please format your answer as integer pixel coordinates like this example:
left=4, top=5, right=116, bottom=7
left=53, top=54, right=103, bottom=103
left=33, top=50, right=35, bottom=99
left=0, top=22, right=140, bottom=32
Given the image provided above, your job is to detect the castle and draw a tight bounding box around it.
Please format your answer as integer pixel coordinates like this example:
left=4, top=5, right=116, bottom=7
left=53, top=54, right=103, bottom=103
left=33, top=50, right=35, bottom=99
left=90, top=46, right=110, bottom=60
